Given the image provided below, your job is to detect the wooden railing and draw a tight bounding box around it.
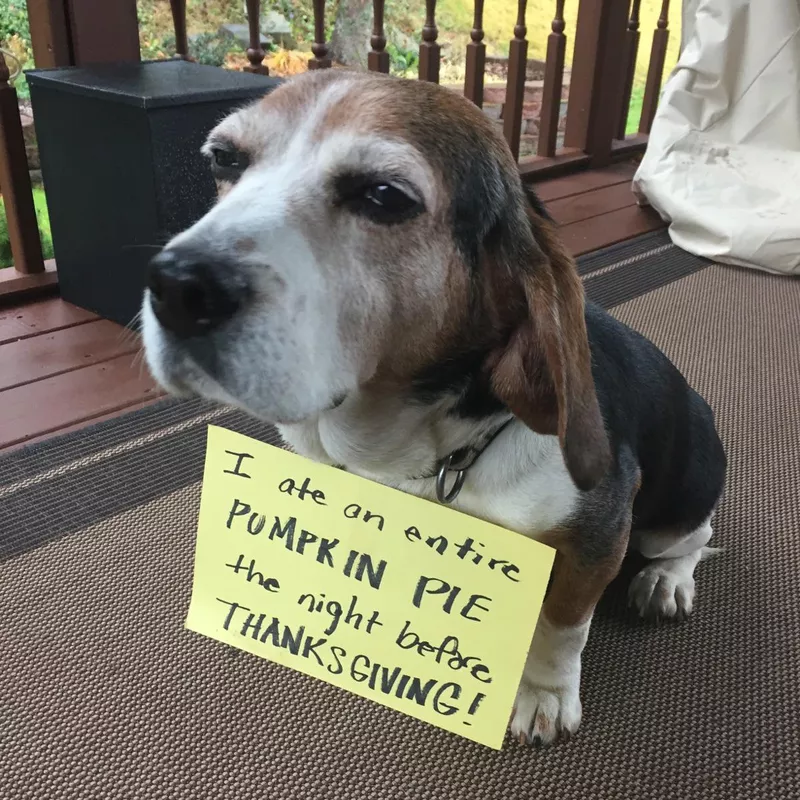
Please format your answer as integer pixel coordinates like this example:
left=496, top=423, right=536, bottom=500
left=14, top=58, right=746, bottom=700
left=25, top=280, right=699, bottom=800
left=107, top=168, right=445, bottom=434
left=0, top=0, right=673, bottom=293
left=0, top=48, right=47, bottom=295
left=161, top=0, right=672, bottom=174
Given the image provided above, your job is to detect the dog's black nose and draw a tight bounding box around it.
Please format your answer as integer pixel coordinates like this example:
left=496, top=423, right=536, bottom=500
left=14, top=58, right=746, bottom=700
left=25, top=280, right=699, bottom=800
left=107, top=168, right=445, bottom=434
left=147, top=249, right=247, bottom=338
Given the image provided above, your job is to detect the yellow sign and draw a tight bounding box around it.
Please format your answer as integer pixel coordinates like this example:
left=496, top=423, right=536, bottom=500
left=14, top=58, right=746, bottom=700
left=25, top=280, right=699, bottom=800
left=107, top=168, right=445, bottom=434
left=186, top=425, right=555, bottom=750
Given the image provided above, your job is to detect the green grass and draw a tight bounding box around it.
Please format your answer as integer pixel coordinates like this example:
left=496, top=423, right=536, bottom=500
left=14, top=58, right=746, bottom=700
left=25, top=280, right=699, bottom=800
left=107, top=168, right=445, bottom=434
left=626, top=86, right=645, bottom=135
left=0, top=187, right=54, bottom=269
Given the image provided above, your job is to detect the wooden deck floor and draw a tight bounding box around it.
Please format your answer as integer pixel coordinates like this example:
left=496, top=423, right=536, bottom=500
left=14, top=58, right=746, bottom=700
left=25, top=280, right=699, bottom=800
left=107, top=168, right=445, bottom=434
left=0, top=161, right=663, bottom=453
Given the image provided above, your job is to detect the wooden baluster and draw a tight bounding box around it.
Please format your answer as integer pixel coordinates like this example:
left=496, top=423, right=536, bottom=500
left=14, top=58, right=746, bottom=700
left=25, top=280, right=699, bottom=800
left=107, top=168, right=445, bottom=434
left=369, top=0, right=390, bottom=72
left=418, top=0, right=441, bottom=83
left=309, top=0, right=332, bottom=69
left=464, top=0, right=486, bottom=106
left=639, top=0, right=670, bottom=133
left=503, top=0, right=529, bottom=160
left=244, top=0, right=269, bottom=74
left=537, top=0, right=567, bottom=157
left=58, top=0, right=140, bottom=65
left=0, top=53, right=44, bottom=274
left=616, top=0, right=641, bottom=138
left=563, top=0, right=629, bottom=166
left=169, top=0, right=189, bottom=60
left=27, top=0, right=72, bottom=69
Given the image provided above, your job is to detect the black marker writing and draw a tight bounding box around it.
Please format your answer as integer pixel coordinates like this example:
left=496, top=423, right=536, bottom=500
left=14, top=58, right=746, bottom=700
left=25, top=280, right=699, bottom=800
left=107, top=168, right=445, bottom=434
left=278, top=476, right=327, bottom=506
left=411, top=576, right=492, bottom=622
left=342, top=549, right=387, bottom=590
left=225, top=553, right=280, bottom=592
left=343, top=503, right=385, bottom=531
left=297, top=592, right=383, bottom=636
left=226, top=499, right=265, bottom=534
left=403, top=526, right=521, bottom=582
left=463, top=692, right=487, bottom=726
left=223, top=451, right=254, bottom=479
left=218, top=601, right=483, bottom=722
left=395, top=620, right=492, bottom=683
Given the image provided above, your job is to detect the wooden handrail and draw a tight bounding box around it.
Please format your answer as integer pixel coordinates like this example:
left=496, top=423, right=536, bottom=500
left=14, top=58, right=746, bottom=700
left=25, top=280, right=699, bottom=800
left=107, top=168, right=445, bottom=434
left=419, top=0, right=441, bottom=82
left=639, top=0, right=670, bottom=133
left=243, top=0, right=269, bottom=74
left=368, top=0, right=390, bottom=73
left=309, top=0, right=332, bottom=69
left=503, top=0, right=529, bottom=161
left=537, top=0, right=567, bottom=157
left=169, top=0, right=189, bottom=60
left=464, top=0, right=486, bottom=106
left=615, top=0, right=641, bottom=138
left=0, top=53, right=44, bottom=275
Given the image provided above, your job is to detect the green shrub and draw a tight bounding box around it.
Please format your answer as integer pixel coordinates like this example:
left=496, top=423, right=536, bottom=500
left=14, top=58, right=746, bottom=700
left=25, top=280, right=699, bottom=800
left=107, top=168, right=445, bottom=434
left=0, top=2, right=30, bottom=45
left=0, top=187, right=54, bottom=269
left=1, top=1, right=32, bottom=99
left=387, top=42, right=419, bottom=76
left=157, top=29, right=242, bottom=66
left=274, top=0, right=334, bottom=47
left=192, top=29, right=241, bottom=65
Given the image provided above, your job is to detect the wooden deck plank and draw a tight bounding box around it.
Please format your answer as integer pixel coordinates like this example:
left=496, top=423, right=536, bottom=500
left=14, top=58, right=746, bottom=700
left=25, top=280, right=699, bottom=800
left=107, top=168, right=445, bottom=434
left=561, top=203, right=664, bottom=257
left=0, top=352, right=163, bottom=450
left=0, top=296, right=98, bottom=345
left=534, top=162, right=636, bottom=203
left=548, top=182, right=637, bottom=227
left=0, top=396, right=164, bottom=454
left=0, top=319, right=140, bottom=392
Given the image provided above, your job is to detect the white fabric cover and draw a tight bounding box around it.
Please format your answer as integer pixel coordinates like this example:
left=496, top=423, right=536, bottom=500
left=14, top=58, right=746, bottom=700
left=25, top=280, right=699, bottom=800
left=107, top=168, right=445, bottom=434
left=633, top=0, right=800, bottom=275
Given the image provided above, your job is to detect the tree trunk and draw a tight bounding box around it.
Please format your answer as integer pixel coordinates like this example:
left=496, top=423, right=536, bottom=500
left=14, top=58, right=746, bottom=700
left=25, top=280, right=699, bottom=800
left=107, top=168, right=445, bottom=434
left=329, top=0, right=373, bottom=69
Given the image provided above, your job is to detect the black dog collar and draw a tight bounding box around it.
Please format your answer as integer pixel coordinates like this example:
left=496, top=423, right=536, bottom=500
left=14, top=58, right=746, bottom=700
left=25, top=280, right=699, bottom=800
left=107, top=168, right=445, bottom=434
left=433, top=417, right=514, bottom=504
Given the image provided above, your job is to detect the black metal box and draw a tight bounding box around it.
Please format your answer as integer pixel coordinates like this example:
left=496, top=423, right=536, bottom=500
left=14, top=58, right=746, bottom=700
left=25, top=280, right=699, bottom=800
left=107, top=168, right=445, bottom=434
left=27, top=61, right=280, bottom=327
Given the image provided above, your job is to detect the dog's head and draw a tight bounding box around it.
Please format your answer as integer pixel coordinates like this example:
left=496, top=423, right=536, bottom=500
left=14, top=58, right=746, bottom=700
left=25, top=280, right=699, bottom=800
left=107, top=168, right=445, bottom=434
left=142, top=70, right=609, bottom=490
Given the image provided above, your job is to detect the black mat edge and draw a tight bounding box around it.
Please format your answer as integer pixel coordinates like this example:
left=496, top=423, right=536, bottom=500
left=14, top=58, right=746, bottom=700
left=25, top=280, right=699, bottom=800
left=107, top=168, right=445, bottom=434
left=585, top=244, right=711, bottom=310
left=576, top=228, right=674, bottom=276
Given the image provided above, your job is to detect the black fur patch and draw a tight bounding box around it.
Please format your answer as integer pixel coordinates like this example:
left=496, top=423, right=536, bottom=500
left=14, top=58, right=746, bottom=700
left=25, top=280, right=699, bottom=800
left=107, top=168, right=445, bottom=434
left=581, top=302, right=726, bottom=534
left=412, top=348, right=506, bottom=419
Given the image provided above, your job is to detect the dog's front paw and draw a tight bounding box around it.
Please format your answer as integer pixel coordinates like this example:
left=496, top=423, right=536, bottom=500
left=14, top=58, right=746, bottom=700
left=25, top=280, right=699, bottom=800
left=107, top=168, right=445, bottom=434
left=509, top=679, right=582, bottom=746
left=629, top=549, right=712, bottom=620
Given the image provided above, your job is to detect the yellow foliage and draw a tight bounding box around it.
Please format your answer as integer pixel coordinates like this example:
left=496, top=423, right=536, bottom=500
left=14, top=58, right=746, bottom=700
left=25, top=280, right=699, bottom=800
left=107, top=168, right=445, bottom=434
left=3, top=33, right=31, bottom=77
left=223, top=48, right=311, bottom=78
left=265, top=49, right=312, bottom=78
left=223, top=51, right=250, bottom=71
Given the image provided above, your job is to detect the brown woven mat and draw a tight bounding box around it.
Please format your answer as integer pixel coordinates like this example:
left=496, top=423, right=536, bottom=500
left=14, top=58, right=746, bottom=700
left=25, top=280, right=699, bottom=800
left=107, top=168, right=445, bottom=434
left=2, top=245, right=799, bottom=799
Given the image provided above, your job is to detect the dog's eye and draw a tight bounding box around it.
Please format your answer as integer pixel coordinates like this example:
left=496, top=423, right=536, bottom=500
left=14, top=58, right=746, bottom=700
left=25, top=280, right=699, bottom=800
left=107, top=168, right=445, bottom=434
left=335, top=173, right=424, bottom=223
left=209, top=146, right=249, bottom=178
left=364, top=185, right=417, bottom=214
left=341, top=181, right=423, bottom=224
left=213, top=148, right=239, bottom=168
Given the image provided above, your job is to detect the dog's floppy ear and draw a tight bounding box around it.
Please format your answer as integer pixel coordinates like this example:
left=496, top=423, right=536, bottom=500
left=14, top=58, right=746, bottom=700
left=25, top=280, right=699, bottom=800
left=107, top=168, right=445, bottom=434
left=487, top=187, right=610, bottom=491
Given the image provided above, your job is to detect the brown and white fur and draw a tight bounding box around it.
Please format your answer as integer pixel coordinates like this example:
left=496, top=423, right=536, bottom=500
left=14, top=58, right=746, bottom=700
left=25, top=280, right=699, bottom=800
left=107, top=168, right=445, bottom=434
left=141, top=70, right=726, bottom=745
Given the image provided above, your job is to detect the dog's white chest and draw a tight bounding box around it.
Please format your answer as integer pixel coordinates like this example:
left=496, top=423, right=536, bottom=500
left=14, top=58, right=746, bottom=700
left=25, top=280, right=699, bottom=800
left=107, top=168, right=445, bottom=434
left=397, top=448, right=578, bottom=539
